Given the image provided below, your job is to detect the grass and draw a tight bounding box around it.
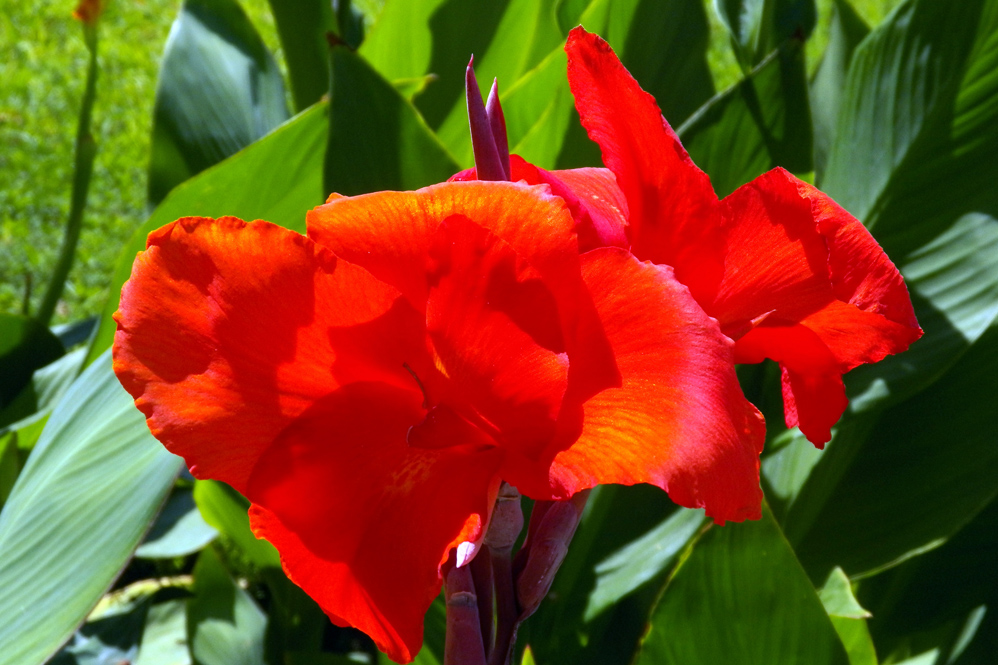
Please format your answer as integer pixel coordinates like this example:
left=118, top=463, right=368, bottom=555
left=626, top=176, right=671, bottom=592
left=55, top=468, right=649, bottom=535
left=0, top=0, right=902, bottom=326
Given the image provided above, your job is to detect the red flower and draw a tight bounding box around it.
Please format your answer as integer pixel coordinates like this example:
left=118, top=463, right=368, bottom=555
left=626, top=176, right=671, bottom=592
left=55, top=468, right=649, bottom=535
left=113, top=181, right=763, bottom=662
left=547, top=27, right=922, bottom=446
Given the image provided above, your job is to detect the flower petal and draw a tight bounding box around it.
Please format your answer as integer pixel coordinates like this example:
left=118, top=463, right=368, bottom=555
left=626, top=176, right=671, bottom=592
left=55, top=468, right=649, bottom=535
left=112, top=217, right=427, bottom=492
left=307, top=181, right=619, bottom=402
left=246, top=382, right=504, bottom=663
left=424, top=214, right=570, bottom=455
left=565, top=27, right=724, bottom=302
left=522, top=248, right=765, bottom=524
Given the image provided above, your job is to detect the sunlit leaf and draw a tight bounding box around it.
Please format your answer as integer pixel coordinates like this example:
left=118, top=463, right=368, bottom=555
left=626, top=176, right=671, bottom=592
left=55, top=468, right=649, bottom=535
left=0, top=350, right=182, bottom=665
left=266, top=0, right=336, bottom=111
left=87, top=103, right=329, bottom=366
left=136, top=485, right=218, bottom=559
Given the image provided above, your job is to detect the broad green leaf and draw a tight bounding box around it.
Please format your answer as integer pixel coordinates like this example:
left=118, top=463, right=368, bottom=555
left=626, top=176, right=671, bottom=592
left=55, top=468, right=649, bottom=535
left=635, top=504, right=849, bottom=665
left=519, top=484, right=680, bottom=665
left=324, top=46, right=459, bottom=195
left=49, top=596, right=149, bottom=665
left=86, top=102, right=329, bottom=366
left=584, top=507, right=705, bottom=621
left=357, top=0, right=449, bottom=83
left=187, top=547, right=267, bottom=665
left=266, top=0, right=336, bottom=111
left=194, top=479, right=280, bottom=570
left=136, top=485, right=218, bottom=559
left=821, top=0, right=998, bottom=411
left=0, top=432, right=16, bottom=508
left=0, top=350, right=182, bottom=665
left=679, top=40, right=813, bottom=197
left=136, top=600, right=191, bottom=665
left=0, top=313, right=64, bottom=415
left=828, top=617, right=878, bottom=665
left=0, top=347, right=86, bottom=434
left=713, top=0, right=817, bottom=66
left=788, top=323, right=998, bottom=580
left=810, top=0, right=870, bottom=179
left=148, top=0, right=290, bottom=205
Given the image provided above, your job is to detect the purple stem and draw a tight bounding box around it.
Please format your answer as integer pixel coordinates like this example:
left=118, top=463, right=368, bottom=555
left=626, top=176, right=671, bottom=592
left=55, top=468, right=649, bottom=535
left=470, top=546, right=495, bottom=653
left=444, top=554, right=488, bottom=665
left=465, top=57, right=507, bottom=181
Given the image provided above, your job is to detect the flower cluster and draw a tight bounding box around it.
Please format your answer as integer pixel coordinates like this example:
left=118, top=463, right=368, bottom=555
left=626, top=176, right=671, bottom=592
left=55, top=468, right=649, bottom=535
left=113, top=27, right=919, bottom=664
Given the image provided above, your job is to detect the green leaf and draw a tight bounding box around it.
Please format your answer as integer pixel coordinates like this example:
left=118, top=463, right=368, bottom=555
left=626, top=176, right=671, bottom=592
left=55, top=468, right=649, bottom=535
left=788, top=323, right=998, bottom=580
left=0, top=313, right=64, bottom=415
left=0, top=350, right=182, bottom=665
left=136, top=485, right=218, bottom=559
left=148, top=0, right=290, bottom=205
left=519, top=484, right=681, bottom=665
left=266, top=0, right=336, bottom=111
left=584, top=507, right=706, bottom=622
left=714, top=0, right=817, bottom=66
left=49, top=596, right=149, bottom=665
left=1, top=347, right=87, bottom=438
left=635, top=503, right=849, bottom=665
left=136, top=600, right=192, bottom=665
left=187, top=547, right=267, bottom=665
left=86, top=102, right=329, bottom=366
left=324, top=46, right=460, bottom=196
left=679, top=40, right=813, bottom=197
left=821, top=0, right=998, bottom=411
left=193, top=479, right=280, bottom=570
left=819, top=568, right=871, bottom=620
left=810, top=0, right=869, bottom=180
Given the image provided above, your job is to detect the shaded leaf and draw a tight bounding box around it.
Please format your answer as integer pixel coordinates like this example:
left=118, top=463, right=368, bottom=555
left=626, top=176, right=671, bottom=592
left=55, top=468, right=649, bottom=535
left=187, top=547, right=267, bottom=665
left=267, top=0, right=336, bottom=111
left=679, top=40, right=813, bottom=197
left=324, top=46, right=459, bottom=196
left=635, top=503, right=849, bottom=665
left=136, top=485, right=218, bottom=559
left=714, top=0, right=817, bottom=66
left=148, top=0, right=290, bottom=205
left=0, top=313, right=64, bottom=415
left=193, top=479, right=280, bottom=570
left=0, top=350, right=182, bottom=665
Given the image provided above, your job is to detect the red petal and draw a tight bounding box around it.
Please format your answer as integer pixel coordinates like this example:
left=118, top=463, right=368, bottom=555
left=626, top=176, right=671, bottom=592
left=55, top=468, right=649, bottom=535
left=246, top=382, right=504, bottom=663
left=112, top=217, right=427, bottom=492
left=734, top=322, right=847, bottom=446
left=424, top=215, right=570, bottom=456
left=307, top=181, right=618, bottom=402
left=565, top=27, right=724, bottom=303
left=518, top=248, right=765, bottom=524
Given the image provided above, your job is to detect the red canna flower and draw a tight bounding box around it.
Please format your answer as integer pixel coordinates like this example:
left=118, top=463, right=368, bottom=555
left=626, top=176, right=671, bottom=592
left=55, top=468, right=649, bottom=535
left=113, top=180, right=764, bottom=661
left=524, top=27, right=922, bottom=446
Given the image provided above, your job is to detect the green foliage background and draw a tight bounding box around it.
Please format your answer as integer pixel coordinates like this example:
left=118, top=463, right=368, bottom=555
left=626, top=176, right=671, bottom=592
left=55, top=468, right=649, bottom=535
left=2, top=1, right=997, bottom=665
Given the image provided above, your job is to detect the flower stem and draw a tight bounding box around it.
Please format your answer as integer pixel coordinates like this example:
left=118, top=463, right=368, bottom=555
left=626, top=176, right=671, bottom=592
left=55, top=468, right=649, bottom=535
left=37, top=23, right=99, bottom=326
left=444, top=554, right=488, bottom=665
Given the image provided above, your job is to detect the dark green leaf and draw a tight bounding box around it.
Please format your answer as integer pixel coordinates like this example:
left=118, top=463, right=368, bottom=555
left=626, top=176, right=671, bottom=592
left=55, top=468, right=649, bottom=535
left=788, top=323, right=998, bottom=580
left=266, top=0, right=336, bottom=111
left=148, top=0, right=290, bottom=205
left=584, top=507, right=705, bottom=622
left=86, top=102, right=329, bottom=366
left=635, top=504, right=849, bottom=665
left=193, top=479, right=280, bottom=570
left=679, top=40, right=813, bottom=198
left=810, top=0, right=869, bottom=179
left=714, top=0, right=817, bottom=66
left=49, top=597, right=150, bottom=665
left=187, top=547, right=267, bottom=665
left=324, top=46, right=459, bottom=195
left=136, top=485, right=218, bottom=559
left=822, top=0, right=998, bottom=411
left=0, top=350, right=182, bottom=665
left=0, top=313, right=64, bottom=414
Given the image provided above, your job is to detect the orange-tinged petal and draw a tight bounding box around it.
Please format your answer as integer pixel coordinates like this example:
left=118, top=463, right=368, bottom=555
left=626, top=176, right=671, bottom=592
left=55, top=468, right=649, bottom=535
left=565, top=27, right=724, bottom=303
left=112, top=217, right=427, bottom=492
left=307, top=180, right=619, bottom=403
left=246, top=382, right=504, bottom=663
left=424, top=215, right=570, bottom=455
left=521, top=248, right=765, bottom=523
